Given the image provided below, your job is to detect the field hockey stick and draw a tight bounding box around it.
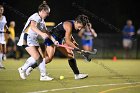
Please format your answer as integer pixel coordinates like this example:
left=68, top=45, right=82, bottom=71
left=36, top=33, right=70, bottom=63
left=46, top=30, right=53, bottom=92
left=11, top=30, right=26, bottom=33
left=57, top=44, right=97, bottom=54
left=57, top=44, right=81, bottom=51
left=57, top=44, right=97, bottom=62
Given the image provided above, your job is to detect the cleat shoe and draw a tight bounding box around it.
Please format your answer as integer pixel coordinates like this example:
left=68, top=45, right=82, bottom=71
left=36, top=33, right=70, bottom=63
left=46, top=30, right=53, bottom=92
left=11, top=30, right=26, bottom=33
left=18, top=67, right=26, bottom=80
left=26, top=67, right=33, bottom=76
left=40, top=75, right=54, bottom=81
left=74, top=74, right=88, bottom=80
left=0, top=66, right=6, bottom=69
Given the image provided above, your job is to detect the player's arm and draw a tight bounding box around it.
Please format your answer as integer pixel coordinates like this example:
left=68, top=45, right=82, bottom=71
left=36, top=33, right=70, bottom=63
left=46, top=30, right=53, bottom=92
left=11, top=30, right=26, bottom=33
left=4, top=25, right=10, bottom=33
left=129, top=27, right=135, bottom=36
left=30, top=20, right=48, bottom=39
left=4, top=25, right=8, bottom=30
left=42, top=23, right=58, bottom=44
left=90, top=28, right=97, bottom=38
left=45, top=30, right=58, bottom=44
left=4, top=25, right=11, bottom=42
left=63, top=21, right=79, bottom=49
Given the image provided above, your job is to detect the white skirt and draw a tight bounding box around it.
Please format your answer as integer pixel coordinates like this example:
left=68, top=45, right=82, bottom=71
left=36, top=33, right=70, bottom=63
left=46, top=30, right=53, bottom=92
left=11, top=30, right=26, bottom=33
left=123, top=39, right=132, bottom=48
left=0, top=33, right=6, bottom=44
left=17, top=33, right=39, bottom=47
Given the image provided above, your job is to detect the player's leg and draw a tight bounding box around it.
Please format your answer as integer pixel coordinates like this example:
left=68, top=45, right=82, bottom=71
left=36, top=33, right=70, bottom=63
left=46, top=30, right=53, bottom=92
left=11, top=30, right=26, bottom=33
left=25, top=45, right=55, bottom=81
left=38, top=46, right=54, bottom=81
left=81, top=39, right=97, bottom=61
left=82, top=39, right=89, bottom=51
left=2, top=44, right=6, bottom=60
left=83, top=45, right=90, bottom=51
left=27, top=38, right=56, bottom=69
left=45, top=45, right=56, bottom=63
left=0, top=44, right=5, bottom=69
left=123, top=39, right=131, bottom=58
left=26, top=45, right=56, bottom=70
left=127, top=39, right=132, bottom=58
left=18, top=46, right=41, bottom=79
left=26, top=37, right=56, bottom=73
left=0, top=35, right=2, bottom=67
left=57, top=45, right=88, bottom=79
left=0, top=33, right=7, bottom=61
left=0, top=44, right=4, bottom=69
left=88, top=39, right=93, bottom=51
left=82, top=39, right=93, bottom=51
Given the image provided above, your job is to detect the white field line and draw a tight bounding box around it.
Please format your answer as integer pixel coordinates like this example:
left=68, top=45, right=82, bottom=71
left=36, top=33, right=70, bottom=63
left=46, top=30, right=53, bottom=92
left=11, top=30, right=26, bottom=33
left=27, top=82, right=140, bottom=93
left=1, top=68, right=70, bottom=71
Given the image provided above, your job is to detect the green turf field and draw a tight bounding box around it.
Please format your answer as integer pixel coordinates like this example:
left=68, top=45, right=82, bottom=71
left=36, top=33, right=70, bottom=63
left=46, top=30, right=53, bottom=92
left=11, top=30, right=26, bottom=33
left=0, top=58, right=140, bottom=93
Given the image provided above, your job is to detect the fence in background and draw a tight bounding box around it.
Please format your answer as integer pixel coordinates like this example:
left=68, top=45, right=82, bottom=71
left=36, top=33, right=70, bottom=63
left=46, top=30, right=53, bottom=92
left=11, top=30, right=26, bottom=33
left=8, top=33, right=140, bottom=59
left=71, top=33, right=140, bottom=59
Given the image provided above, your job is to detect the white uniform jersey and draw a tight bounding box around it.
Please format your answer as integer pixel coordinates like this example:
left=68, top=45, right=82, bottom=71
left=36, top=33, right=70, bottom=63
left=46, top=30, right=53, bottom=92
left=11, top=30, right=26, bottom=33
left=23, top=13, right=47, bottom=36
left=17, top=13, right=47, bottom=46
left=0, top=16, right=7, bottom=44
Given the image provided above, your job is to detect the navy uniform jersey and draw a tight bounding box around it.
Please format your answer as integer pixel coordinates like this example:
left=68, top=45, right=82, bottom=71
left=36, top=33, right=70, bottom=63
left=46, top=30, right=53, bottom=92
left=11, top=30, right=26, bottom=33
left=44, top=20, right=76, bottom=46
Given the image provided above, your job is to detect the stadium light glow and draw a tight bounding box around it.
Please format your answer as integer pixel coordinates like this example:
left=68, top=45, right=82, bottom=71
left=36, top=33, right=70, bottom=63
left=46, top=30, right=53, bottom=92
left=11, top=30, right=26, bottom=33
left=45, top=22, right=55, bottom=26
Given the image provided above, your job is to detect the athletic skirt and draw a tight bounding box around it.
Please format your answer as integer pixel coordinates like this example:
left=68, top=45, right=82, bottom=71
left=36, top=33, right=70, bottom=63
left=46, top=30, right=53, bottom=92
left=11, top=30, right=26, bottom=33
left=82, top=39, right=93, bottom=47
left=17, top=33, right=39, bottom=47
left=0, top=33, right=6, bottom=44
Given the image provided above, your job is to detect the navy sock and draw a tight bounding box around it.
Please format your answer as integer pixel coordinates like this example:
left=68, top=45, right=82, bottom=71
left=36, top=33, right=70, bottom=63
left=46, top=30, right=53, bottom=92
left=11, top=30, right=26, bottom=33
left=68, top=58, right=80, bottom=74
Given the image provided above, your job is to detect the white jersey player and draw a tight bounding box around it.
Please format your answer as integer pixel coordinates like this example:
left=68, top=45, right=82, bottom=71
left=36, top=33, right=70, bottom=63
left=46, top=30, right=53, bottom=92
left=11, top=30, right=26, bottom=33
left=17, top=13, right=48, bottom=47
left=0, top=5, right=8, bottom=69
left=17, top=2, right=58, bottom=81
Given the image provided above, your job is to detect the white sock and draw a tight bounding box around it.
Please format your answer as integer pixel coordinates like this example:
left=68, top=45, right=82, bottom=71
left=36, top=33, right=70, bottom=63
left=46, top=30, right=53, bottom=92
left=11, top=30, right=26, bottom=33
left=39, top=58, right=46, bottom=76
left=0, top=53, right=4, bottom=67
left=21, top=57, right=36, bottom=71
left=2, top=53, right=6, bottom=60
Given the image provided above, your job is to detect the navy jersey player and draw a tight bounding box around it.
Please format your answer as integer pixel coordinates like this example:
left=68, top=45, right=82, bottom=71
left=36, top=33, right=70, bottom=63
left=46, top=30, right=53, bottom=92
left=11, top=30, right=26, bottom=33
left=26, top=15, right=90, bottom=80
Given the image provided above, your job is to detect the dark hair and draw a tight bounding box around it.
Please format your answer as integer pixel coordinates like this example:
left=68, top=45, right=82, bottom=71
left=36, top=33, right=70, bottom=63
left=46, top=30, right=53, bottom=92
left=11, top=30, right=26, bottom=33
left=38, top=1, right=50, bottom=12
left=75, top=14, right=89, bottom=26
left=0, top=5, right=4, bottom=8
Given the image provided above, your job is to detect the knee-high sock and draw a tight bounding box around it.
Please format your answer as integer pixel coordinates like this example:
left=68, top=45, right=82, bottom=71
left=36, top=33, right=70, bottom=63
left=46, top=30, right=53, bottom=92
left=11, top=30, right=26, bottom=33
left=38, top=58, right=46, bottom=76
left=0, top=53, right=4, bottom=67
left=21, top=57, right=36, bottom=71
left=68, top=58, right=80, bottom=74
